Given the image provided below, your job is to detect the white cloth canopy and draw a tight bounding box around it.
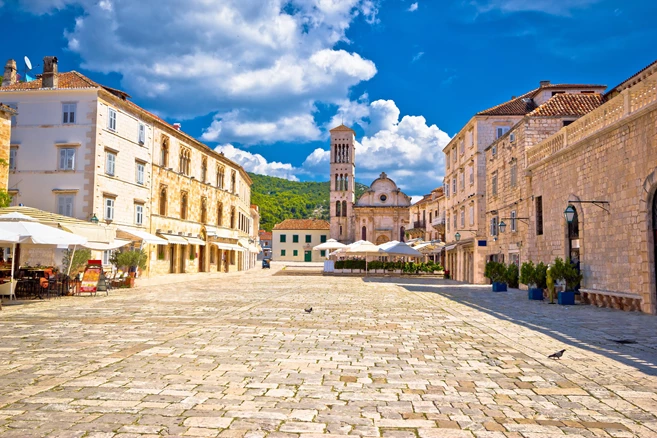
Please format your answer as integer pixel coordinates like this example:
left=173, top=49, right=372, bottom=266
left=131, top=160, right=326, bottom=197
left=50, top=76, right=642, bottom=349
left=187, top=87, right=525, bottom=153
left=186, top=236, right=206, bottom=246
left=313, top=238, right=347, bottom=251
left=0, top=220, right=87, bottom=246
left=158, top=234, right=188, bottom=245
left=212, top=242, right=244, bottom=251
left=82, top=239, right=132, bottom=251
left=0, top=228, right=21, bottom=243
left=346, top=240, right=385, bottom=255
left=378, top=241, right=422, bottom=257
left=117, top=226, right=168, bottom=245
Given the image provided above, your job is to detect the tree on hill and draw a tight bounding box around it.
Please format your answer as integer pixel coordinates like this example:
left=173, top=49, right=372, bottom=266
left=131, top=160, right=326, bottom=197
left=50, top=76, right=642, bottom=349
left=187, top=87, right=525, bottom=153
left=249, top=173, right=367, bottom=231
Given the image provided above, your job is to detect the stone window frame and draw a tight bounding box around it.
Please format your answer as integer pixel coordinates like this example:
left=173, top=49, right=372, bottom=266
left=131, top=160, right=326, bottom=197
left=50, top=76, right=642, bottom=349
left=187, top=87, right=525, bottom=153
left=230, top=207, right=236, bottom=229
left=138, top=123, right=146, bottom=144
left=62, top=102, right=77, bottom=125
left=56, top=192, right=75, bottom=217
left=9, top=145, right=18, bottom=171
left=293, top=234, right=299, bottom=243
left=107, top=107, right=117, bottom=131
left=104, top=195, right=116, bottom=221
left=159, top=185, right=168, bottom=216
left=135, top=160, right=146, bottom=185
left=160, top=136, right=169, bottom=167
left=57, top=144, right=79, bottom=171
left=536, top=196, right=544, bottom=236
left=510, top=160, right=518, bottom=188
left=179, top=148, right=191, bottom=176
left=510, top=210, right=517, bottom=233
left=469, top=202, right=475, bottom=226
left=491, top=171, right=498, bottom=197
left=135, top=202, right=144, bottom=226
left=105, top=149, right=117, bottom=177
left=217, top=165, right=225, bottom=189
left=180, top=191, right=189, bottom=220
left=201, top=157, right=208, bottom=183
left=201, top=197, right=208, bottom=223
left=217, top=201, right=223, bottom=226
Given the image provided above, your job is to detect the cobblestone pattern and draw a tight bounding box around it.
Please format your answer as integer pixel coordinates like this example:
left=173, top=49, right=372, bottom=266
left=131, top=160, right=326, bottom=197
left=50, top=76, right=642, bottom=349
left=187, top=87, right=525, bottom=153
left=1, top=266, right=657, bottom=437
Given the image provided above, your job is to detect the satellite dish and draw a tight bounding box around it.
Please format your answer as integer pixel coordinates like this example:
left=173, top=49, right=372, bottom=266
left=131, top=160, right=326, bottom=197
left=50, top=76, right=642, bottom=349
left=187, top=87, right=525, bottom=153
left=24, top=56, right=32, bottom=70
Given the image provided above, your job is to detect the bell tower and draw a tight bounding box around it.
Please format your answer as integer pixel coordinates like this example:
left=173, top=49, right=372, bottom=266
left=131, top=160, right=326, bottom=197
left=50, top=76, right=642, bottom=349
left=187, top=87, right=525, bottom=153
left=329, top=125, right=356, bottom=243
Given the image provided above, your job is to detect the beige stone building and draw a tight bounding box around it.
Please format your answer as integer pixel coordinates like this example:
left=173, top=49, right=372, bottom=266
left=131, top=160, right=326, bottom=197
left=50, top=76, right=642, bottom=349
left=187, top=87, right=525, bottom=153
left=272, top=219, right=330, bottom=262
left=407, top=187, right=445, bottom=243
left=524, top=61, right=657, bottom=313
left=0, top=57, right=259, bottom=277
left=443, top=81, right=605, bottom=283
left=0, top=103, right=15, bottom=191
left=329, top=124, right=411, bottom=244
left=484, top=92, right=604, bottom=267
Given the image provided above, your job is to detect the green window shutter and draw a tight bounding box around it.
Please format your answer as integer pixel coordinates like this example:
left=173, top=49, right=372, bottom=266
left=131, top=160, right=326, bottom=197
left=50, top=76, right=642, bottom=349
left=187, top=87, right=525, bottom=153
left=281, top=249, right=286, bottom=256
left=280, top=234, right=286, bottom=242
left=320, top=250, right=326, bottom=257
left=293, top=235, right=299, bottom=243
left=293, top=250, right=298, bottom=256
left=320, top=235, right=327, bottom=243
left=305, top=235, right=311, bottom=243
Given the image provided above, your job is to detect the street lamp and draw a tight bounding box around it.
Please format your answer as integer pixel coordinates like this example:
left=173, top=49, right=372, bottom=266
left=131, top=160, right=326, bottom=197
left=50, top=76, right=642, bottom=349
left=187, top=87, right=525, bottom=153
left=564, top=205, right=576, bottom=224
left=454, top=232, right=461, bottom=242
left=498, top=220, right=507, bottom=233
left=90, top=213, right=99, bottom=224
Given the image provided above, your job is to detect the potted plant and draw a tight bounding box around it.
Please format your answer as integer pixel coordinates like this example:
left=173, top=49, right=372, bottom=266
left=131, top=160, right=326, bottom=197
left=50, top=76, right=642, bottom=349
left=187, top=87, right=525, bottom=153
left=485, top=261, right=507, bottom=292
left=521, top=261, right=543, bottom=300
left=559, top=258, right=582, bottom=305
left=114, top=249, right=148, bottom=287
left=535, top=262, right=548, bottom=299
left=506, top=263, right=519, bottom=288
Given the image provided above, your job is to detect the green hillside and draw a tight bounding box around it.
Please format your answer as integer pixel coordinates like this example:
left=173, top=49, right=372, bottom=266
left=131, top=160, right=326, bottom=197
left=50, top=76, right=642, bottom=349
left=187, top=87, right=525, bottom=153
left=249, top=173, right=368, bottom=231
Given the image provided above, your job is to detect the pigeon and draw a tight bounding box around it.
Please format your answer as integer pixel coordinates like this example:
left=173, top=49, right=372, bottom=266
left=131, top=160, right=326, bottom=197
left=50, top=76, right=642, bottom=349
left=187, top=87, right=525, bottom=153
left=548, top=349, right=566, bottom=360
left=304, top=307, right=313, bottom=314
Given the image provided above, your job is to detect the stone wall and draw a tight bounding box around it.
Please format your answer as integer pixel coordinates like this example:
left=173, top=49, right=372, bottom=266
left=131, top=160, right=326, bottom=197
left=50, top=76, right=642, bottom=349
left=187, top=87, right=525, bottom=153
left=526, top=101, right=657, bottom=313
left=0, top=111, right=10, bottom=191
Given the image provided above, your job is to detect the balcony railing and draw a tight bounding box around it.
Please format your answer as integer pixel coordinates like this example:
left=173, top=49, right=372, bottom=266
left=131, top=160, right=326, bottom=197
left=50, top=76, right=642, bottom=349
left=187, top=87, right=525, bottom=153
left=431, top=216, right=445, bottom=227
left=413, top=220, right=426, bottom=229
left=526, top=75, right=657, bottom=168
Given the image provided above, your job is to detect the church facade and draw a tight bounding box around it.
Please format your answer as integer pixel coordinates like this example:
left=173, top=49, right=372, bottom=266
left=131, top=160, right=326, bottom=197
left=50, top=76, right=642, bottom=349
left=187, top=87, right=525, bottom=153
left=329, top=125, right=411, bottom=244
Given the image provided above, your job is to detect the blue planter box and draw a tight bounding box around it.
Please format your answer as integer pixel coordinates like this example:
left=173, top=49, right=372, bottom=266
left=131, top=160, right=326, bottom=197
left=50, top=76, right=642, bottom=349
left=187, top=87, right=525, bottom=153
left=558, top=290, right=576, bottom=305
left=528, top=288, right=544, bottom=300
left=492, top=282, right=507, bottom=292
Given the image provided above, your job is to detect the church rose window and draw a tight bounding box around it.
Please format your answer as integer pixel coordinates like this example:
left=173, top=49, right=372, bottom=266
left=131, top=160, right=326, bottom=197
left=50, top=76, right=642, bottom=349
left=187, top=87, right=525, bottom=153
left=380, top=194, right=387, bottom=202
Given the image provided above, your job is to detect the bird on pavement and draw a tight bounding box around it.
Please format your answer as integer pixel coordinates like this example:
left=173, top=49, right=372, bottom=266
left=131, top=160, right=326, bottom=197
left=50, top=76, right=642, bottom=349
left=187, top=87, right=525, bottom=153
left=548, top=349, right=566, bottom=360
left=304, top=307, right=313, bottom=314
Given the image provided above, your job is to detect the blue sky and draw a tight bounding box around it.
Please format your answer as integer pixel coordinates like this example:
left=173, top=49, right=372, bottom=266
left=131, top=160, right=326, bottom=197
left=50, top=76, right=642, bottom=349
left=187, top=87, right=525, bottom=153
left=2, top=0, right=656, bottom=197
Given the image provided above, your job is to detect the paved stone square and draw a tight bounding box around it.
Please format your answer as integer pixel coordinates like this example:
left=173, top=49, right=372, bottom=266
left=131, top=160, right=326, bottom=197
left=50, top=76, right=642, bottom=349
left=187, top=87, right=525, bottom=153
left=1, top=264, right=657, bottom=437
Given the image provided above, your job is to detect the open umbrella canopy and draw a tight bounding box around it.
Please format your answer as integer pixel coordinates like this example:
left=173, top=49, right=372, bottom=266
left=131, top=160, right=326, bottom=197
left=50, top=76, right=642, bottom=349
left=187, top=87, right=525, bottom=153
left=0, top=228, right=21, bottom=244
left=378, top=241, right=422, bottom=257
left=313, top=238, right=347, bottom=251
left=0, top=220, right=87, bottom=246
left=346, top=240, right=385, bottom=255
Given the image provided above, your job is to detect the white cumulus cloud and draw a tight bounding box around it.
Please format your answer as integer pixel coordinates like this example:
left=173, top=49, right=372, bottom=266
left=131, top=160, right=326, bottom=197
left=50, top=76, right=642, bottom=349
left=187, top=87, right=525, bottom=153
left=408, top=2, right=419, bottom=12
left=215, top=144, right=299, bottom=181
left=471, top=0, right=601, bottom=15
left=16, top=0, right=379, bottom=145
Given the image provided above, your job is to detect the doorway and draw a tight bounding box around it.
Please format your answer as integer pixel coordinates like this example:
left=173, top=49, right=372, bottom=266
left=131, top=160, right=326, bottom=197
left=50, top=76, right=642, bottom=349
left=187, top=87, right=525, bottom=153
left=567, top=204, right=580, bottom=270
left=304, top=251, right=312, bottom=262
left=199, top=245, right=205, bottom=272
left=179, top=245, right=186, bottom=273
left=169, top=245, right=175, bottom=273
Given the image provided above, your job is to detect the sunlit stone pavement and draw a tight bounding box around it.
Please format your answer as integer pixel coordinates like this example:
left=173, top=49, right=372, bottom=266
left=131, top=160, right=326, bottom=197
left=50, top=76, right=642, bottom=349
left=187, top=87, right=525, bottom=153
left=2, top=262, right=657, bottom=437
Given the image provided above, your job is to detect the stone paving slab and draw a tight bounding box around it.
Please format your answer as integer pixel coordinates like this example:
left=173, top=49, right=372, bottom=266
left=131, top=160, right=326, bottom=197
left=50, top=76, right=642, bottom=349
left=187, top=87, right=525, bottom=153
left=1, top=266, right=657, bottom=437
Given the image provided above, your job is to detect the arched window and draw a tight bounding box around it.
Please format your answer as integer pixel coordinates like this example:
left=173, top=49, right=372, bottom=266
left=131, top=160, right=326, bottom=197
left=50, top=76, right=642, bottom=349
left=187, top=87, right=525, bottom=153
left=159, top=186, right=167, bottom=216
left=180, top=148, right=191, bottom=175
left=339, top=225, right=343, bottom=236
left=201, top=157, right=207, bottom=182
left=217, top=202, right=223, bottom=226
left=344, top=175, right=349, bottom=191
left=335, top=174, right=339, bottom=190
left=342, top=200, right=347, bottom=217
left=231, top=171, right=236, bottom=193
left=217, top=165, right=225, bottom=189
left=400, top=226, right=405, bottom=242
left=161, top=137, right=169, bottom=167
left=336, top=201, right=341, bottom=217
left=180, top=192, right=188, bottom=219
left=361, top=226, right=367, bottom=241
left=230, top=207, right=236, bottom=229
left=201, top=197, right=207, bottom=223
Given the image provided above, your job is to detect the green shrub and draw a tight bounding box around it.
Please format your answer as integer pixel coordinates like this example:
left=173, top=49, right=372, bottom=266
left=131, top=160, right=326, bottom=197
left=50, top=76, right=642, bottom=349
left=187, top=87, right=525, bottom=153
left=563, top=258, right=582, bottom=290
left=62, top=248, right=92, bottom=276
left=485, top=261, right=506, bottom=283
left=114, top=249, right=148, bottom=271
left=519, top=261, right=536, bottom=287
left=506, top=263, right=519, bottom=288
left=535, top=262, right=548, bottom=289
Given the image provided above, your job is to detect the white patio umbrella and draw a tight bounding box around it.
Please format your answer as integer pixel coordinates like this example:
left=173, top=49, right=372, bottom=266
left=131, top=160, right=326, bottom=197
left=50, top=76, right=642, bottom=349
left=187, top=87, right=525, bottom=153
left=0, top=212, right=88, bottom=277
left=313, top=238, right=347, bottom=251
left=0, top=229, right=23, bottom=304
left=346, top=240, right=385, bottom=275
left=378, top=241, right=423, bottom=258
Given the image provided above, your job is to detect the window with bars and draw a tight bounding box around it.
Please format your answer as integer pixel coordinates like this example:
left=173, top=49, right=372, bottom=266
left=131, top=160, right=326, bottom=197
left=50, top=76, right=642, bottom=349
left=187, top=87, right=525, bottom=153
left=536, top=196, right=543, bottom=235
left=62, top=103, right=76, bottom=124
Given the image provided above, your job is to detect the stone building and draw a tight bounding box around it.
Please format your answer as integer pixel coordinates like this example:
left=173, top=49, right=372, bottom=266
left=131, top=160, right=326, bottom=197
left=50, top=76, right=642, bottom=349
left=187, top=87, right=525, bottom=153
left=272, top=219, right=330, bottom=262
left=258, top=230, right=272, bottom=258
left=407, top=187, right=445, bottom=243
left=329, top=124, right=411, bottom=244
left=0, top=103, right=15, bottom=190
left=443, top=81, right=606, bottom=283
left=484, top=92, right=604, bottom=267
left=0, top=57, right=258, bottom=277
left=524, top=61, right=657, bottom=313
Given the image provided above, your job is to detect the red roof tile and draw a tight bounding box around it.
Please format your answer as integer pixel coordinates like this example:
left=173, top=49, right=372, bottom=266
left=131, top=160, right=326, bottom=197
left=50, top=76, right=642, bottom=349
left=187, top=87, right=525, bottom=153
left=477, top=89, right=539, bottom=116
left=273, top=219, right=330, bottom=231
left=330, top=124, right=356, bottom=134
left=259, top=231, right=272, bottom=240
left=0, top=71, right=100, bottom=91
left=527, top=93, right=604, bottom=117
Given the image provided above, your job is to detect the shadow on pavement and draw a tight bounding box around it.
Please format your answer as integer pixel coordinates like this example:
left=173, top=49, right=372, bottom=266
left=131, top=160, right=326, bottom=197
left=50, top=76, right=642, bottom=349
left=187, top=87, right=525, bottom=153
left=363, top=276, right=657, bottom=376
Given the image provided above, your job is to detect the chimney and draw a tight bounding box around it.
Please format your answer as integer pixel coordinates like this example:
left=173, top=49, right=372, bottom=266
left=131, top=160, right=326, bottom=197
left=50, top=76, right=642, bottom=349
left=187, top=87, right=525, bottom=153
left=539, top=80, right=551, bottom=87
left=173, top=123, right=181, bottom=130
left=42, top=56, right=59, bottom=88
left=511, top=95, right=516, bottom=99
left=2, top=59, right=17, bottom=87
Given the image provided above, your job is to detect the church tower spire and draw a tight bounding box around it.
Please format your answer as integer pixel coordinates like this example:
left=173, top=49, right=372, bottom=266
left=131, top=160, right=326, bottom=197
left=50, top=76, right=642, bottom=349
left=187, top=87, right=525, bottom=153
left=329, top=124, right=356, bottom=243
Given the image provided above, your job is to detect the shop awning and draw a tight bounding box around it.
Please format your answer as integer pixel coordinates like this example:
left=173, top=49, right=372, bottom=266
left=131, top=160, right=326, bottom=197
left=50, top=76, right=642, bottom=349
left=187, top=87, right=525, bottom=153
left=158, top=234, right=188, bottom=245
left=186, top=236, right=206, bottom=246
left=211, top=242, right=244, bottom=251
left=117, top=226, right=168, bottom=245
left=444, top=244, right=457, bottom=252
left=205, top=225, right=219, bottom=237
left=60, top=223, right=114, bottom=244
left=83, top=239, right=132, bottom=251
